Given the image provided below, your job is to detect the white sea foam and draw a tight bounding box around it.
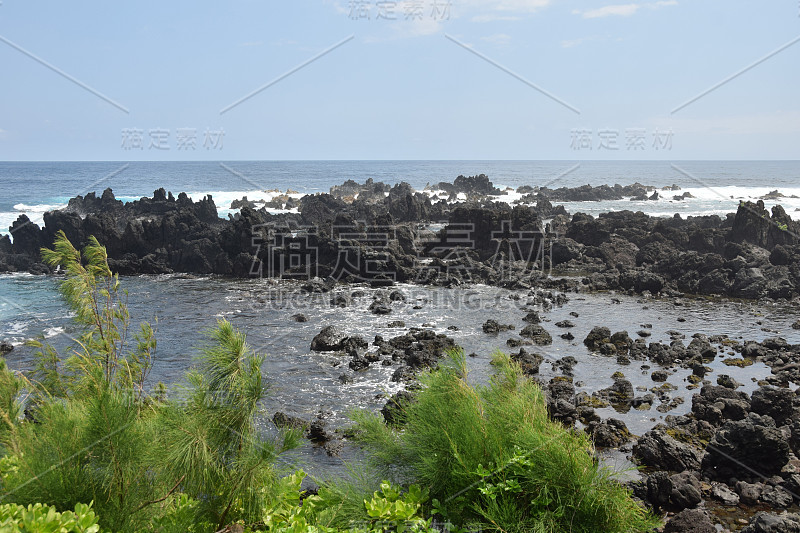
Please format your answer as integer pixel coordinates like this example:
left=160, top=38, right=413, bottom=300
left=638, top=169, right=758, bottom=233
left=12, top=203, right=67, bottom=212
left=482, top=185, right=800, bottom=221
left=0, top=202, right=69, bottom=238
left=44, top=326, right=65, bottom=339
left=187, top=189, right=303, bottom=219
left=0, top=272, right=35, bottom=279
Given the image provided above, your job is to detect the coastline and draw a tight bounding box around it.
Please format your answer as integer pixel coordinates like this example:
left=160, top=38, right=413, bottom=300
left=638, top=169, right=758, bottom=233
left=3, top=174, right=800, bottom=530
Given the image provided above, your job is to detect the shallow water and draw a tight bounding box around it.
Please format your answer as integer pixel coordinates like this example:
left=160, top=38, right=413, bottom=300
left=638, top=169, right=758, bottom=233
left=1, top=274, right=799, bottom=477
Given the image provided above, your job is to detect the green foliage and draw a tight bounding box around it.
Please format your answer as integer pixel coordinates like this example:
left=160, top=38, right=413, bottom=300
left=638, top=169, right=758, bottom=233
left=0, top=359, right=24, bottom=454
left=360, top=482, right=432, bottom=532
left=260, top=472, right=436, bottom=533
left=351, top=349, right=661, bottom=533
left=155, top=318, right=300, bottom=530
left=33, top=230, right=156, bottom=399
left=0, top=385, right=165, bottom=531
left=0, top=233, right=296, bottom=532
left=149, top=494, right=212, bottom=533
left=0, top=501, right=99, bottom=532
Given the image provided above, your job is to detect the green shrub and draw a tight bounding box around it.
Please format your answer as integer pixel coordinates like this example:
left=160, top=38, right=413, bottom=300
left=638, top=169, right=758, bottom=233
left=0, top=501, right=99, bottom=532
left=32, top=230, right=157, bottom=399
left=155, top=319, right=300, bottom=531
left=0, top=359, right=23, bottom=455
left=0, top=232, right=298, bottom=532
left=351, top=350, right=660, bottom=533
left=260, top=470, right=436, bottom=533
left=1, top=385, right=161, bottom=530
left=149, top=494, right=211, bottom=533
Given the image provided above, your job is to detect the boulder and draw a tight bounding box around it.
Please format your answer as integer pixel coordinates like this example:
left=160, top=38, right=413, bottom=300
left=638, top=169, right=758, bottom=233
left=310, top=325, right=346, bottom=351
left=510, top=348, right=543, bottom=376
left=587, top=418, right=631, bottom=448
left=519, top=324, right=552, bottom=345
left=702, top=413, right=790, bottom=480
left=583, top=326, right=611, bottom=352
left=645, top=470, right=702, bottom=511
left=740, top=512, right=800, bottom=533
left=663, top=508, right=716, bottom=533
left=596, top=374, right=634, bottom=406
left=633, top=429, right=702, bottom=472
left=750, top=386, right=794, bottom=426
left=381, top=390, right=416, bottom=426
left=482, top=319, right=514, bottom=334
left=272, top=411, right=310, bottom=432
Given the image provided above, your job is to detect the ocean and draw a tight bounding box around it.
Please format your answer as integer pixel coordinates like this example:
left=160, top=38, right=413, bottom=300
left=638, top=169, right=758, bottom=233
left=1, top=160, right=800, bottom=234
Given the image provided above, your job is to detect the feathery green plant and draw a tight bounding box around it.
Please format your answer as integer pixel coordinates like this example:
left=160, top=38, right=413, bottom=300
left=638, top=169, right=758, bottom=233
left=0, top=360, right=23, bottom=456
left=157, top=318, right=301, bottom=531
left=350, top=349, right=660, bottom=533
left=30, top=230, right=156, bottom=400
left=0, top=232, right=296, bottom=532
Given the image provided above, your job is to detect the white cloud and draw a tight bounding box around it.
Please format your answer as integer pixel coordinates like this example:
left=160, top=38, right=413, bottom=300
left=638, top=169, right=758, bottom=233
left=401, top=17, right=443, bottom=37
left=462, top=0, right=552, bottom=22
left=561, top=37, right=589, bottom=48
left=573, top=0, right=677, bottom=19
left=481, top=33, right=513, bottom=46
left=327, top=0, right=552, bottom=29
left=488, top=0, right=551, bottom=12
left=363, top=16, right=443, bottom=42
left=471, top=14, right=521, bottom=22
left=577, top=3, right=640, bottom=18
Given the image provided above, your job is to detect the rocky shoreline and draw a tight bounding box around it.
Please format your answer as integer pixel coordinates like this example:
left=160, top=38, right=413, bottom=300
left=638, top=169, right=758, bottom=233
left=2, top=175, right=800, bottom=303
left=282, top=288, right=800, bottom=532
left=4, top=174, right=800, bottom=531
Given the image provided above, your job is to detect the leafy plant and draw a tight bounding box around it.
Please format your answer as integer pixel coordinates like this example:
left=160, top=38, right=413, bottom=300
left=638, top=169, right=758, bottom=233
left=0, top=501, right=99, bottom=532
left=261, top=472, right=435, bottom=533
left=150, top=494, right=211, bottom=533
left=361, top=482, right=432, bottom=532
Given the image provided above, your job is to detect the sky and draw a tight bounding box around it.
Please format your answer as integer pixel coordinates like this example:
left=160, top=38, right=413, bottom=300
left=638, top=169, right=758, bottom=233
left=0, top=0, right=798, bottom=161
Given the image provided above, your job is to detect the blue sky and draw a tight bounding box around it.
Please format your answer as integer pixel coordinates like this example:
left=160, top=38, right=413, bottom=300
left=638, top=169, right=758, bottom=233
left=0, top=0, right=797, bottom=160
